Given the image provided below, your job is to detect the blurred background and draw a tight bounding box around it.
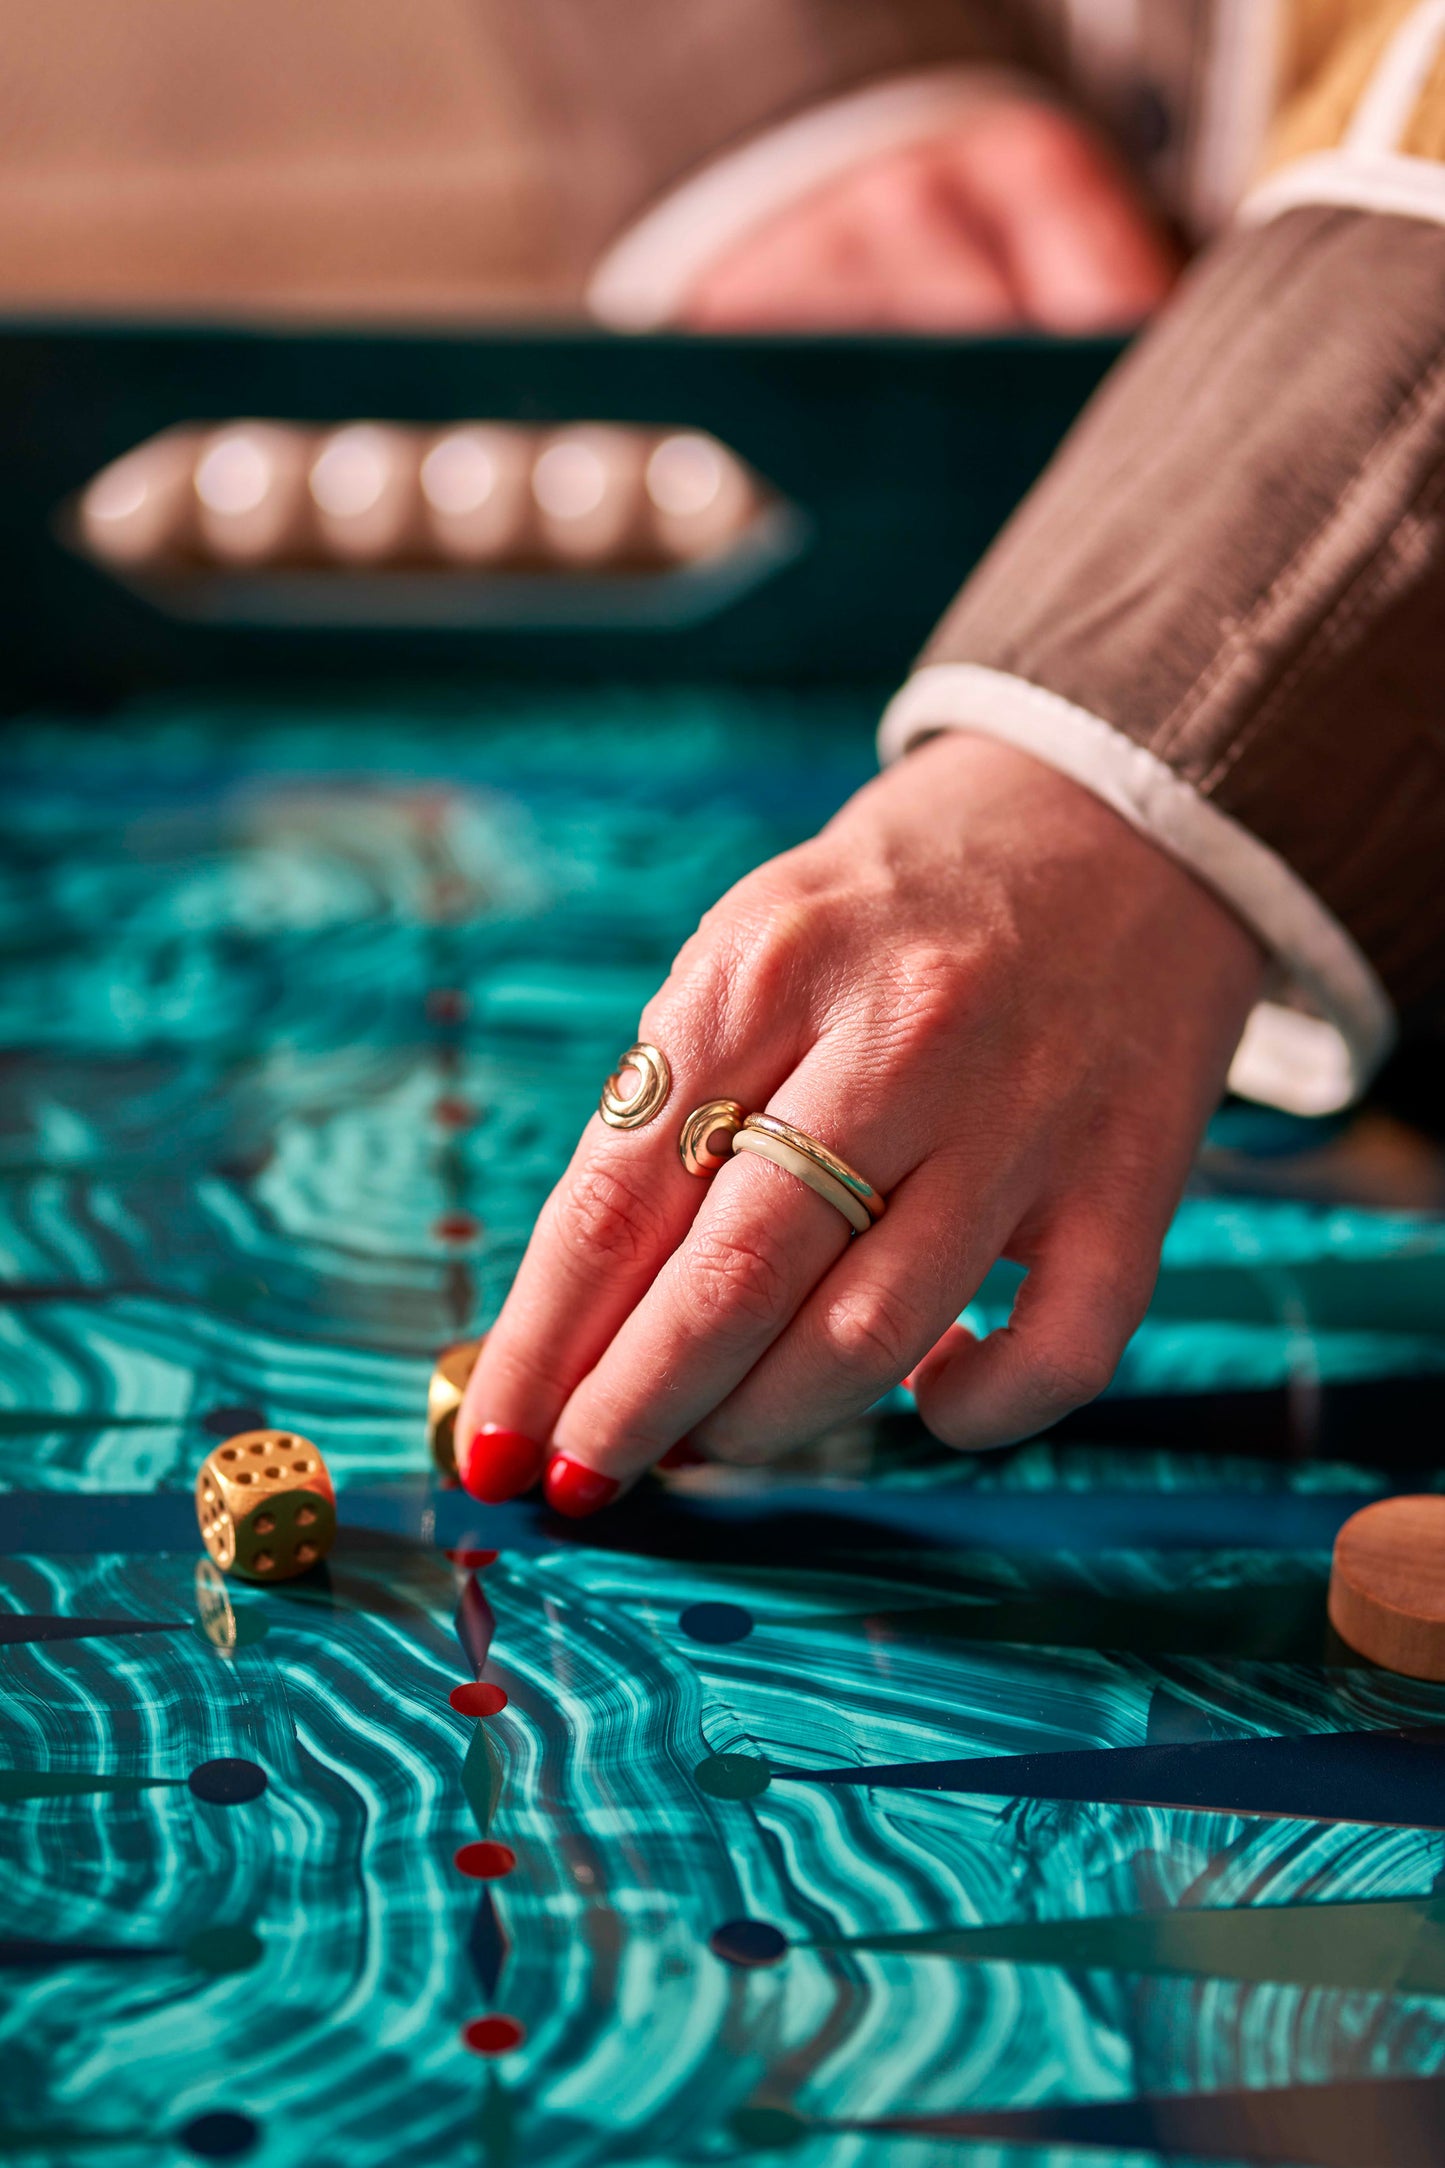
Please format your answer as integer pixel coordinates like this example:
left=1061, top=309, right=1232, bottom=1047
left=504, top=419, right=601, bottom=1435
left=0, top=0, right=1247, bottom=711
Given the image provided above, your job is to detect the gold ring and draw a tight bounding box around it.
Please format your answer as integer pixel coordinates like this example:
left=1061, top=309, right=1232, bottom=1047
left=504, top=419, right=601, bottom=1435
left=739, top=1113, right=885, bottom=1223
left=678, top=1098, right=746, bottom=1177
left=732, top=1129, right=873, bottom=1233
left=599, top=1043, right=672, bottom=1130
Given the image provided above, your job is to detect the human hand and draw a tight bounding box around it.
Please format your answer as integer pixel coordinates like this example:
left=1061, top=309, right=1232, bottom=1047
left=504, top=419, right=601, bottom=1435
left=681, top=92, right=1179, bottom=334
left=457, top=734, right=1264, bottom=1514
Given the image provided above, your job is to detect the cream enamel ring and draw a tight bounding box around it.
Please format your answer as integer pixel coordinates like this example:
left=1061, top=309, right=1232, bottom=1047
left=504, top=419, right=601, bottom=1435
left=731, top=1114, right=886, bottom=1236
left=738, top=1113, right=885, bottom=1223
left=599, top=1043, right=672, bottom=1130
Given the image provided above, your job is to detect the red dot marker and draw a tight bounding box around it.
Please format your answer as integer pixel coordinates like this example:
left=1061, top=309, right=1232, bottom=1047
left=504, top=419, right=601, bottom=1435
left=450, top=1681, right=508, bottom=1718
left=445, top=1547, right=499, bottom=1570
left=426, top=989, right=468, bottom=1024
left=455, top=1840, right=516, bottom=1879
left=463, top=2014, right=525, bottom=2056
left=433, top=1097, right=480, bottom=1131
left=433, top=1211, right=481, bottom=1245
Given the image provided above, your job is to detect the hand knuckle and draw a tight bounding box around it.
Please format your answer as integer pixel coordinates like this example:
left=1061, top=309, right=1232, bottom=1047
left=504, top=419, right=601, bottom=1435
left=686, top=1223, right=792, bottom=1332
left=646, top=876, right=816, bottom=1053
left=641, top=973, right=720, bottom=1066
left=872, top=946, right=971, bottom=1063
left=730, top=876, right=825, bottom=978
left=556, top=1157, right=666, bottom=1271
left=820, top=1281, right=917, bottom=1381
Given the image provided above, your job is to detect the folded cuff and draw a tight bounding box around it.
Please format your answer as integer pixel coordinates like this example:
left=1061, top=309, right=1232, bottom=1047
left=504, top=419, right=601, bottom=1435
left=587, top=64, right=1036, bottom=329
left=879, top=663, right=1396, bottom=1115
left=1243, top=148, right=1445, bottom=231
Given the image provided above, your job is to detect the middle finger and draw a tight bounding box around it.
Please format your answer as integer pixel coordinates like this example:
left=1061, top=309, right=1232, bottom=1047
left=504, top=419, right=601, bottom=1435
left=544, top=1046, right=929, bottom=1506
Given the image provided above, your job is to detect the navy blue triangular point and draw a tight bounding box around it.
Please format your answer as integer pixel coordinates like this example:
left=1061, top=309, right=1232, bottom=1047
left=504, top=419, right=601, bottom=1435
left=789, top=1582, right=1333, bottom=1664
left=0, top=1615, right=188, bottom=1645
left=772, top=1727, right=1445, bottom=1830
left=836, top=2072, right=1445, bottom=2168
left=0, top=1939, right=163, bottom=1967
left=467, top=1888, right=510, bottom=2001
left=818, top=1891, right=1445, bottom=1994
left=455, top=1578, right=497, bottom=1674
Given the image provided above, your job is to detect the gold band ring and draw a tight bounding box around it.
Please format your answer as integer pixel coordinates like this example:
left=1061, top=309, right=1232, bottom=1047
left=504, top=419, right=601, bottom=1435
left=739, top=1113, right=885, bottom=1223
left=678, top=1098, right=746, bottom=1177
left=599, top=1042, right=672, bottom=1130
left=732, top=1129, right=873, bottom=1234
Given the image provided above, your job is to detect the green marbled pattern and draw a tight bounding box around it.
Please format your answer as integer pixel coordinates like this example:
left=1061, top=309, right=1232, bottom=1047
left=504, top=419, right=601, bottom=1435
left=0, top=694, right=1442, bottom=1492
left=6, top=1540, right=1445, bottom=2165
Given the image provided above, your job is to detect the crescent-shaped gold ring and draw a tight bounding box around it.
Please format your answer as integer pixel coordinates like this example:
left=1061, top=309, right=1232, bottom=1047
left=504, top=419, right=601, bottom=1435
left=678, top=1098, right=746, bottom=1176
left=599, top=1042, right=672, bottom=1130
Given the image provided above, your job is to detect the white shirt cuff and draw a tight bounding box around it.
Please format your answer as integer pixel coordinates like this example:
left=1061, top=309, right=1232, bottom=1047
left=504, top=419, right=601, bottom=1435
left=587, top=65, right=1035, bottom=331
left=879, top=663, right=1396, bottom=1116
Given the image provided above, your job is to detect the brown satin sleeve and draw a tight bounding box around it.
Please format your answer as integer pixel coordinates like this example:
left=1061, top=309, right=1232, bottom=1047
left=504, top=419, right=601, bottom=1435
left=917, top=202, right=1445, bottom=1029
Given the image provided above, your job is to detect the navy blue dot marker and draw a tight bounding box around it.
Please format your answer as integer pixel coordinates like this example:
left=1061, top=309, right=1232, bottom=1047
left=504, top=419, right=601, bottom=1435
left=732, top=2104, right=807, bottom=2150
left=680, top=1602, right=754, bottom=1646
left=178, top=2111, right=260, bottom=2159
left=710, top=1918, right=788, bottom=1968
left=188, top=1759, right=268, bottom=1806
left=201, top=1406, right=266, bottom=1438
left=695, top=1753, right=770, bottom=1801
left=184, top=1925, right=264, bottom=1976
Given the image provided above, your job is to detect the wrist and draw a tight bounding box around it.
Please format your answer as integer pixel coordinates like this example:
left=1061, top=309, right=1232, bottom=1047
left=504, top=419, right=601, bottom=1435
left=868, top=728, right=1268, bottom=1054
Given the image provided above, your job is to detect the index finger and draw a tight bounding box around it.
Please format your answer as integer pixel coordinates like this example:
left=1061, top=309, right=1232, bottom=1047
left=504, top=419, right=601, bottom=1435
left=455, top=983, right=805, bottom=1501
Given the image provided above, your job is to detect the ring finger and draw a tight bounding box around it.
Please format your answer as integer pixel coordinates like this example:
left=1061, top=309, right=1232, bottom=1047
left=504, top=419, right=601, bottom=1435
left=691, top=1150, right=1022, bottom=1462
left=542, top=1043, right=931, bottom=1510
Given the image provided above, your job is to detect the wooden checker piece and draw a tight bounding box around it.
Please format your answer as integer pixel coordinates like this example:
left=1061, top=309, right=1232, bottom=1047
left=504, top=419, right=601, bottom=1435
left=1329, top=1495, right=1445, bottom=1680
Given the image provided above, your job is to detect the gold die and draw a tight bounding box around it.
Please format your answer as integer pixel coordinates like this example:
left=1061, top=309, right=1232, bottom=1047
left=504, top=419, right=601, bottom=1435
left=427, top=1335, right=484, bottom=1480
left=196, top=1429, right=336, bottom=1583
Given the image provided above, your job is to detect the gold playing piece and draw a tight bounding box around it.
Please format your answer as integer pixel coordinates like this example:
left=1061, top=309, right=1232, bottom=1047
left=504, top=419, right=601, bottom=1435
left=196, top=1430, right=336, bottom=1583
left=428, top=1335, right=484, bottom=1480
left=1328, top=1495, right=1445, bottom=1680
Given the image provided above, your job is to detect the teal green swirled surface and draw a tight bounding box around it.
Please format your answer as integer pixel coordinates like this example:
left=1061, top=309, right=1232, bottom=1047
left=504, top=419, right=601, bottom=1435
left=5, top=694, right=1445, bottom=2167
left=1, top=693, right=1442, bottom=1492
left=7, top=1539, right=1445, bottom=2166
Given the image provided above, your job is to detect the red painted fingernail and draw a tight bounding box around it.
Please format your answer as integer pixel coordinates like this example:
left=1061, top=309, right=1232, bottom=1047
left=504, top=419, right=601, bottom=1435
left=544, top=1456, right=620, bottom=1518
left=460, top=1425, right=547, bottom=1504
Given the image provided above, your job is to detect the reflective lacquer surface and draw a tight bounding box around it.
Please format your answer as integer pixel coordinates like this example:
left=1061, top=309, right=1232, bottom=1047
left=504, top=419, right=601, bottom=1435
left=4, top=694, right=1445, bottom=2167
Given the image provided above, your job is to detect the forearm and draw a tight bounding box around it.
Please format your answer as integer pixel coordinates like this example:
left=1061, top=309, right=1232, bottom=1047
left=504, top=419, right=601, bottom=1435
left=884, top=198, right=1445, bottom=1111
